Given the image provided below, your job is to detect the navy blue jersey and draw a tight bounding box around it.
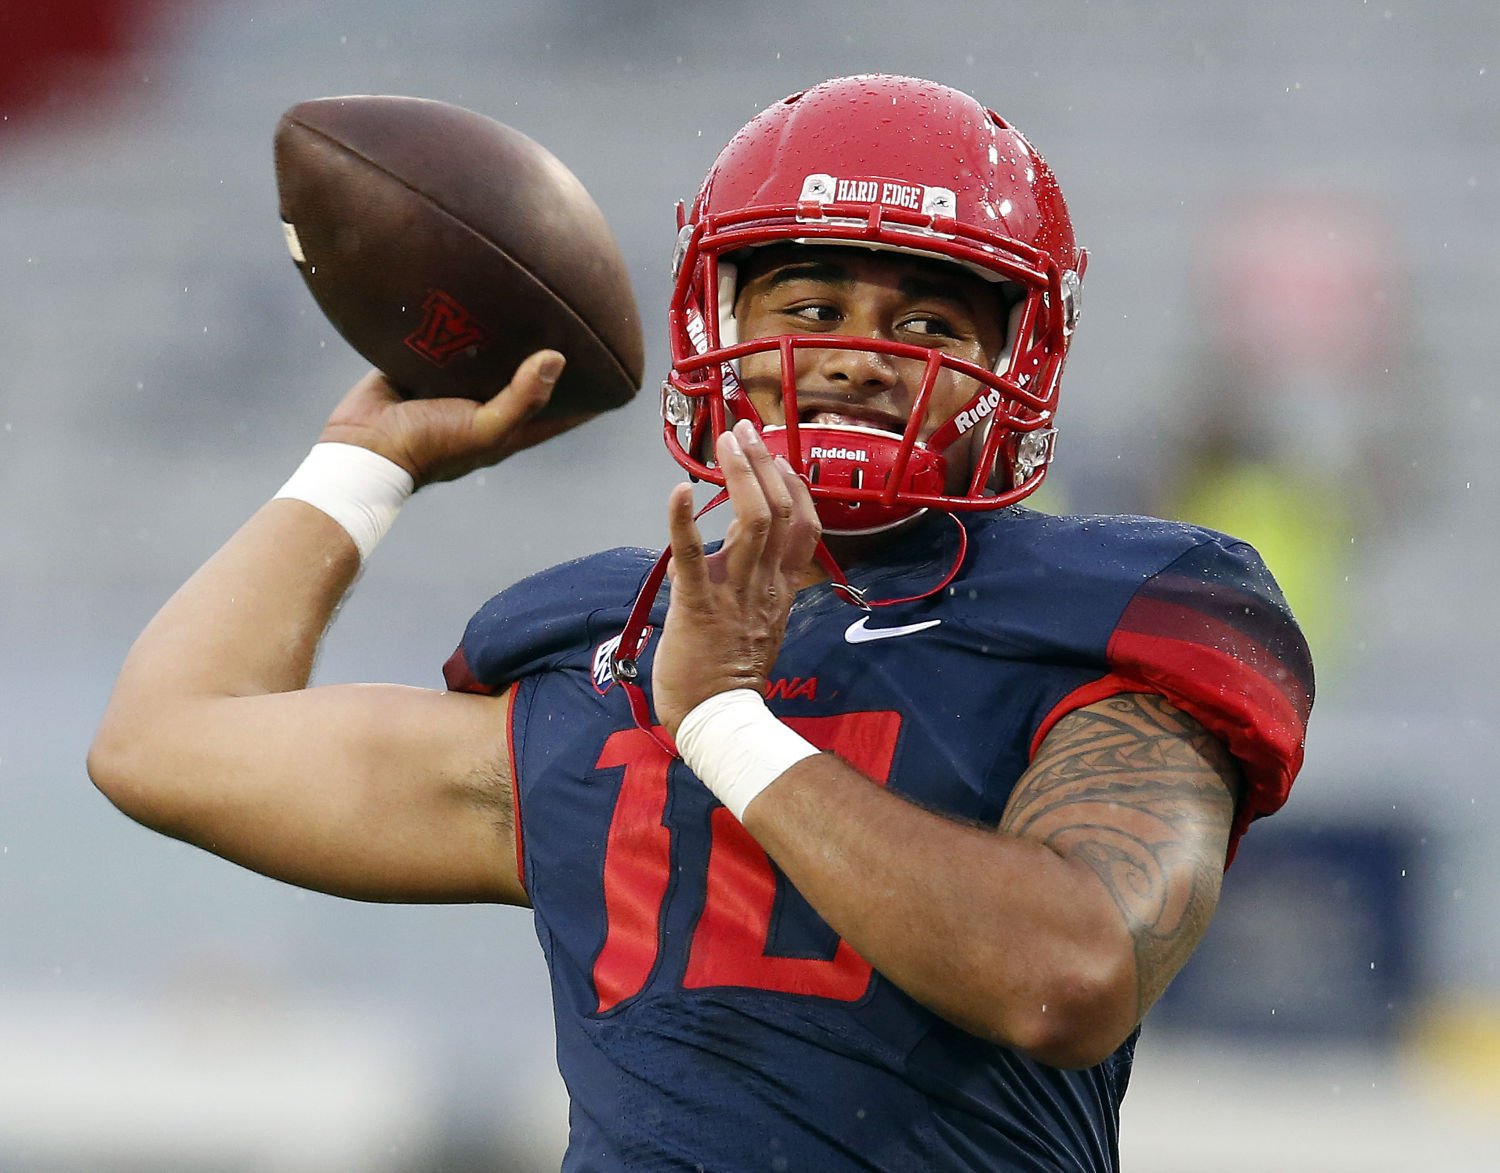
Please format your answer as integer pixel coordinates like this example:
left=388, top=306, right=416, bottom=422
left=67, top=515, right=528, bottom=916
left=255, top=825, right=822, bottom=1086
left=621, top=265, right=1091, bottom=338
left=444, top=508, right=1312, bottom=1171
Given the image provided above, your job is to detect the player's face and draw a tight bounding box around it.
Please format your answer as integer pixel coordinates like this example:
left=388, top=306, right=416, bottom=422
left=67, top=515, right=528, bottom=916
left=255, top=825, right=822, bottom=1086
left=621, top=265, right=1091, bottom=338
left=732, top=246, right=1009, bottom=490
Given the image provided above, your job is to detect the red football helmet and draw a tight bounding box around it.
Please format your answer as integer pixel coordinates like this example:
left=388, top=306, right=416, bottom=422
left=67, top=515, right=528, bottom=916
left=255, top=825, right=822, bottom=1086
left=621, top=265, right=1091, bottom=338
left=663, top=75, right=1086, bottom=533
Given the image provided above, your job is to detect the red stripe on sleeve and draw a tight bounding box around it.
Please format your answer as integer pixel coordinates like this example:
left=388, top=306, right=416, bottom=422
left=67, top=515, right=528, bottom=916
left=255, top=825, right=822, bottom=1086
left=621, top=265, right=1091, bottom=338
left=1027, top=646, right=1305, bottom=868
left=442, top=646, right=498, bottom=696
left=1115, top=596, right=1312, bottom=726
left=1028, top=673, right=1149, bottom=760
left=504, top=683, right=527, bottom=899
left=1110, top=627, right=1305, bottom=865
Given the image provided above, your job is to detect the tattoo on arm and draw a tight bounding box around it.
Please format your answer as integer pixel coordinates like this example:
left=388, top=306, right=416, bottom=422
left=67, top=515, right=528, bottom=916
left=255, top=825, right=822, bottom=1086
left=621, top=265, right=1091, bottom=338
left=999, top=693, right=1242, bottom=1017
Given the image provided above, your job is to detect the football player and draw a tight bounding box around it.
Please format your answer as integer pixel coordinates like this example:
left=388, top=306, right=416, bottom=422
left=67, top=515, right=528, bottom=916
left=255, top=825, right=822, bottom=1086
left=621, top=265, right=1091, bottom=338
left=90, top=75, right=1313, bottom=1170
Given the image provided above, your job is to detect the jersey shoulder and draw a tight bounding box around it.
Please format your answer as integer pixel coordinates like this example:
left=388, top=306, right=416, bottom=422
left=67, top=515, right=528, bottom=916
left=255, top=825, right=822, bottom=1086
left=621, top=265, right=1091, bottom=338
left=952, top=509, right=1253, bottom=653
left=965, top=509, right=1314, bottom=858
left=442, top=546, right=658, bottom=695
left=962, top=508, right=1304, bottom=648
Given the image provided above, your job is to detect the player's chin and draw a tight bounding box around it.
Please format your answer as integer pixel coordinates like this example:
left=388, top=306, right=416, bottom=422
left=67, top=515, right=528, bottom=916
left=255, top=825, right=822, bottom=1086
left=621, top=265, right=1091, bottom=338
left=942, top=461, right=978, bottom=498
left=741, top=390, right=785, bottom=429
left=936, top=434, right=988, bottom=497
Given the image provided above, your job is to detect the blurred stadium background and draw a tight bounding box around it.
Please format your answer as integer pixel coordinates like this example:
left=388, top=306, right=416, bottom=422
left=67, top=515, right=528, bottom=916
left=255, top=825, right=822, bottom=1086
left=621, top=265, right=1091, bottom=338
left=1, top=1, right=1496, bottom=1168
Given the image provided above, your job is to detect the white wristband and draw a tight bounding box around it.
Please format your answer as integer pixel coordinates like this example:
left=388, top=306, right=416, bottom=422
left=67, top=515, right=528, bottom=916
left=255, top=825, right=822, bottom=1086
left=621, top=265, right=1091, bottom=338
left=674, top=689, right=821, bottom=820
left=273, top=442, right=415, bottom=562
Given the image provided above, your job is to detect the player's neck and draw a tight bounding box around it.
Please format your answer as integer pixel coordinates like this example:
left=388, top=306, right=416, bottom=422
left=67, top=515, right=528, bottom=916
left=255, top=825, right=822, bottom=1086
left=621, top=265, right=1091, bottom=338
left=801, top=511, right=945, bottom=591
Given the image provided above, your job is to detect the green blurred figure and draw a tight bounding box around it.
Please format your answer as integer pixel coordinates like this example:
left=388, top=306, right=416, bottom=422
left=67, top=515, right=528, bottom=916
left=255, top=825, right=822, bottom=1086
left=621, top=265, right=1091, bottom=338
left=1156, top=192, right=1425, bottom=671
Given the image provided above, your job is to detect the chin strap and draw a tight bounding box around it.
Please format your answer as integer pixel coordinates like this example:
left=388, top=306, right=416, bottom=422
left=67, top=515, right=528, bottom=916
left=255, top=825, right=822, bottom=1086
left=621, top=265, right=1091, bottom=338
left=810, top=514, right=970, bottom=610
left=609, top=489, right=727, bottom=758
left=610, top=493, right=970, bottom=758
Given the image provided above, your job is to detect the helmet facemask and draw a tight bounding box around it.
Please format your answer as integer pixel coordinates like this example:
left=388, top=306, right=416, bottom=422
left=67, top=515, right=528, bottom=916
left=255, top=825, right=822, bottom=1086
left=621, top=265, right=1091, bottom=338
left=662, top=74, right=1085, bottom=535
left=666, top=229, right=1076, bottom=534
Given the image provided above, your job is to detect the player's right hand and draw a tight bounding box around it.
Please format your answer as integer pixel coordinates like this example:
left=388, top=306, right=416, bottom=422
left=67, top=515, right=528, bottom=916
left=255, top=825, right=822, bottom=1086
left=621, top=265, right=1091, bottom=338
left=316, top=350, right=593, bottom=487
left=652, top=420, right=822, bottom=735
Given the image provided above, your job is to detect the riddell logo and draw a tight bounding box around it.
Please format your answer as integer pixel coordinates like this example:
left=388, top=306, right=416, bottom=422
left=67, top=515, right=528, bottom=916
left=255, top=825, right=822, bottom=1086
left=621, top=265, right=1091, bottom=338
left=404, top=289, right=490, bottom=367
left=953, top=389, right=1003, bottom=435
left=809, top=445, right=868, bottom=462
left=684, top=308, right=710, bottom=354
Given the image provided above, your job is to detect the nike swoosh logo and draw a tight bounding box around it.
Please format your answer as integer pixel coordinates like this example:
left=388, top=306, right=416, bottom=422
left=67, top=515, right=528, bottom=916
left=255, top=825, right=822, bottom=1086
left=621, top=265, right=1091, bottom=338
left=843, top=616, right=943, bottom=644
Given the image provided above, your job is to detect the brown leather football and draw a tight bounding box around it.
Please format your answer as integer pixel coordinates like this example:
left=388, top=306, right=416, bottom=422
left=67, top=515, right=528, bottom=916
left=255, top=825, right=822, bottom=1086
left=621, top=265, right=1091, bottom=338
left=274, top=95, right=644, bottom=418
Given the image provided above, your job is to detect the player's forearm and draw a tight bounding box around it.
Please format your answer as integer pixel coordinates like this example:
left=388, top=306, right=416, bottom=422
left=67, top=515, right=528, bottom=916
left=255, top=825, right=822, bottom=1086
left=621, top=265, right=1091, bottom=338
left=742, top=756, right=1139, bottom=1068
left=90, top=501, right=360, bottom=793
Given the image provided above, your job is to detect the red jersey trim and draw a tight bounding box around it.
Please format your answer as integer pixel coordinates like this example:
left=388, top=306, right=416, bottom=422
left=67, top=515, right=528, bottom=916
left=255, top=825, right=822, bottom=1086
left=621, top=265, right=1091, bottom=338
left=1026, top=656, right=1302, bottom=868
left=1028, top=673, right=1150, bottom=760
left=442, top=645, right=498, bottom=696
left=504, top=683, right=527, bottom=899
left=1115, top=595, right=1312, bottom=726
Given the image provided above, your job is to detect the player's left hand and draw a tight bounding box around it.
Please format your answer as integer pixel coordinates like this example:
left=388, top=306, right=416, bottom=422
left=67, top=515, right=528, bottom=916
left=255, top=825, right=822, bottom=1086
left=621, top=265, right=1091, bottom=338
left=652, top=420, right=822, bottom=735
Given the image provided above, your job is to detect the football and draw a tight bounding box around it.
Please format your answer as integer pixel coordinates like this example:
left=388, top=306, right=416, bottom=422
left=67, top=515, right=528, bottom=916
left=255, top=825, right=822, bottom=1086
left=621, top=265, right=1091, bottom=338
left=274, top=95, right=645, bottom=418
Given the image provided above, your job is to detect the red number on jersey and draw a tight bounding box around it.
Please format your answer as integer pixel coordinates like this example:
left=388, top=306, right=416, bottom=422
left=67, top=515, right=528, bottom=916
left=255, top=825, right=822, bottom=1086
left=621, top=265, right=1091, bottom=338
left=591, top=711, right=902, bottom=1013
left=591, top=729, right=676, bottom=1013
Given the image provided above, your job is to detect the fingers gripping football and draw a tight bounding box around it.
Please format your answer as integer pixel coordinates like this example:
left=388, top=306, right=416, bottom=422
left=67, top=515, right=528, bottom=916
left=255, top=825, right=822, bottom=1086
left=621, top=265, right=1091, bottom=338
left=318, top=350, right=593, bottom=486
left=653, top=421, right=821, bottom=734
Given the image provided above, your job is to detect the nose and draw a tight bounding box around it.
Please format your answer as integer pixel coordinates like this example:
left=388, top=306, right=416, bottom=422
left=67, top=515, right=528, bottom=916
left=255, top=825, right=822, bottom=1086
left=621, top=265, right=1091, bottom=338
left=812, top=338, right=899, bottom=393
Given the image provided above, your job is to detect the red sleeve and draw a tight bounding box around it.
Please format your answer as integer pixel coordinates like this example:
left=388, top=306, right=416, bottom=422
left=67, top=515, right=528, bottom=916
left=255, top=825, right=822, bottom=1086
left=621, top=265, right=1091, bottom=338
left=442, top=644, right=498, bottom=695
left=1031, top=539, right=1314, bottom=866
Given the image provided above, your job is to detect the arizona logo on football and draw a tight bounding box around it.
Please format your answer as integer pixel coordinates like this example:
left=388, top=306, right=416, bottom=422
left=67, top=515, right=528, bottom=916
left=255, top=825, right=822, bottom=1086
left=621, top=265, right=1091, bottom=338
left=404, top=288, right=490, bottom=367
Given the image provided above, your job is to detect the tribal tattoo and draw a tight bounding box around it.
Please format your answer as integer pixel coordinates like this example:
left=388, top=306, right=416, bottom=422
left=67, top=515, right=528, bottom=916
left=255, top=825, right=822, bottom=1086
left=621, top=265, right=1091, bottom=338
left=999, top=692, right=1241, bottom=1017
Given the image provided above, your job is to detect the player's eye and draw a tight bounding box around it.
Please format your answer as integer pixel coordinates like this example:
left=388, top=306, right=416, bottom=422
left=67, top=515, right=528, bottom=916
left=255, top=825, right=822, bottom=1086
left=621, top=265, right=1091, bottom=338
left=785, top=302, right=841, bottom=325
left=899, top=313, right=959, bottom=339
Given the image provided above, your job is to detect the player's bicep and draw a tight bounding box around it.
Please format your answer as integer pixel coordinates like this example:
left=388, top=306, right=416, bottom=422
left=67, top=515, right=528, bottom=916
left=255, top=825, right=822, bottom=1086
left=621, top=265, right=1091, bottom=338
left=92, top=681, right=525, bottom=906
left=1000, top=692, right=1241, bottom=1016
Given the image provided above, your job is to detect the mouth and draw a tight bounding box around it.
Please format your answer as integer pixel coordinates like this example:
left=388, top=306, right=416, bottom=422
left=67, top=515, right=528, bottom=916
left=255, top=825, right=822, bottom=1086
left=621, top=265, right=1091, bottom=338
left=798, top=408, right=907, bottom=437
